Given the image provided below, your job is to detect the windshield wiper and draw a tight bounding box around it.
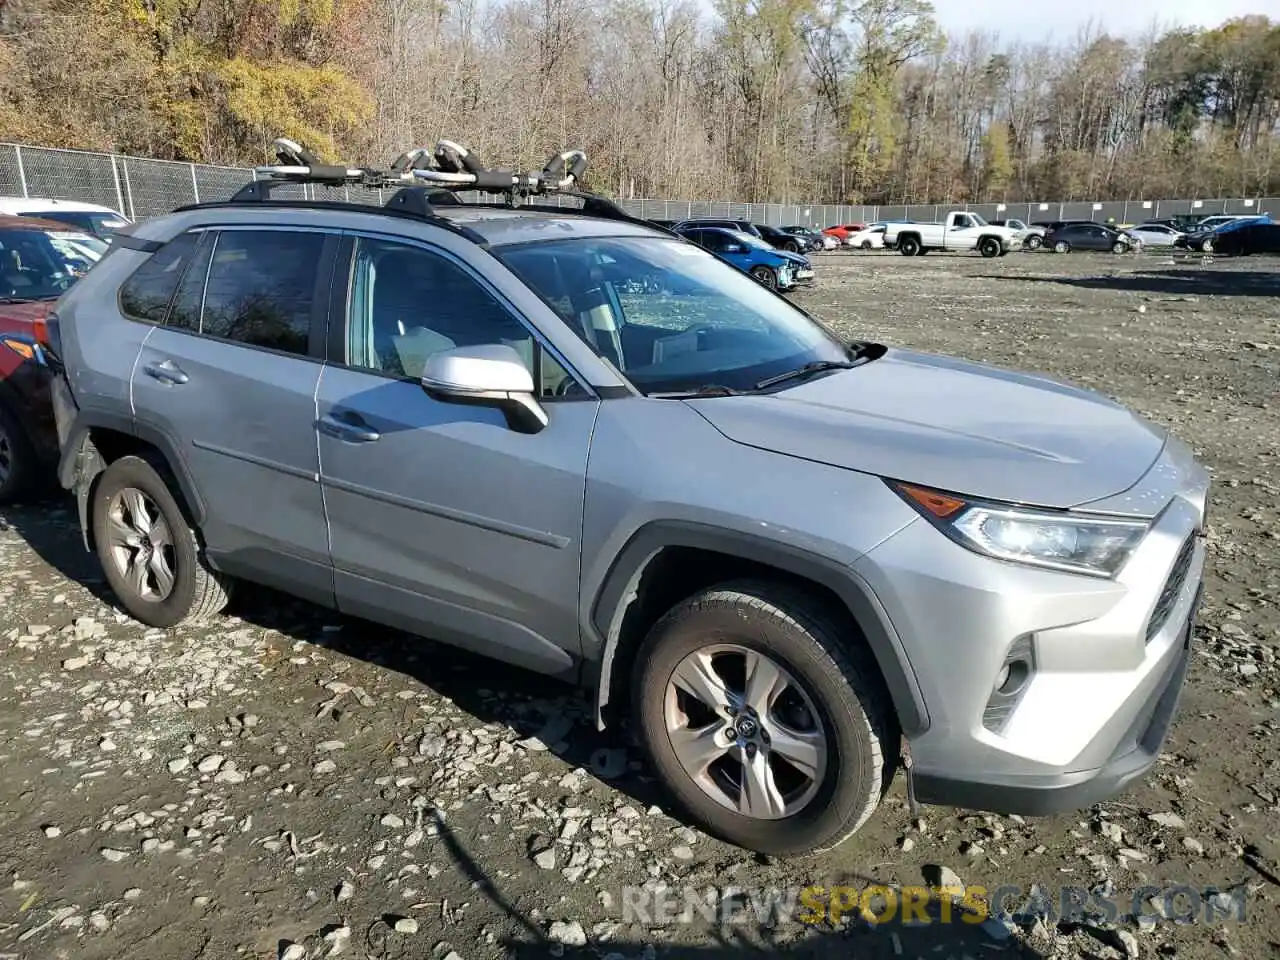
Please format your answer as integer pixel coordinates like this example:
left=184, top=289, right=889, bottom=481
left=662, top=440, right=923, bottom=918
left=651, top=384, right=743, bottom=399
left=753, top=359, right=858, bottom=391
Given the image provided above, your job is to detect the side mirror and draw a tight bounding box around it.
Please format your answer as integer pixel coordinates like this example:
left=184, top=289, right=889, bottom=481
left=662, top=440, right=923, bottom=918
left=420, top=344, right=548, bottom=434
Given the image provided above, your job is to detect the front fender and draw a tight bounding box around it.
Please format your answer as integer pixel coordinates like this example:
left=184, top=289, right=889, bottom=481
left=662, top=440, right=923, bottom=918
left=585, top=520, right=930, bottom=737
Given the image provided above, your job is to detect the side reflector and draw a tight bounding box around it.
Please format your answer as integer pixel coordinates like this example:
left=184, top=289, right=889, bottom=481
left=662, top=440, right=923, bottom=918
left=897, top=483, right=967, bottom=518
left=1, top=338, right=36, bottom=360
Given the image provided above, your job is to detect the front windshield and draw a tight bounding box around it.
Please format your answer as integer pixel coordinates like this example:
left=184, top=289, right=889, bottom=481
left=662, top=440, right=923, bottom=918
left=494, top=236, right=850, bottom=395
left=25, top=210, right=129, bottom=237
left=0, top=227, right=103, bottom=300
left=726, top=229, right=774, bottom=251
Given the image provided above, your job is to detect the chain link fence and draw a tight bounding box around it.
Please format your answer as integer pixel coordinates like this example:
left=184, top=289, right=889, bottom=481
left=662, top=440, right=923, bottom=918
left=3, top=141, right=1276, bottom=227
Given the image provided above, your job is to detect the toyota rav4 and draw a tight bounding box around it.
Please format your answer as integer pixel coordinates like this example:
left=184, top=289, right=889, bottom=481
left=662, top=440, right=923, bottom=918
left=42, top=140, right=1208, bottom=856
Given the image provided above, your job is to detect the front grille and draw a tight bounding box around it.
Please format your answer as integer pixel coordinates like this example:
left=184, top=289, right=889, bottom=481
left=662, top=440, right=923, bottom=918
left=1145, top=535, right=1196, bottom=643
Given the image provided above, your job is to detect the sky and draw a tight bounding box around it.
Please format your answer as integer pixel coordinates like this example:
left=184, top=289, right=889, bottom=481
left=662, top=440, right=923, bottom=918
left=928, top=0, right=1280, bottom=42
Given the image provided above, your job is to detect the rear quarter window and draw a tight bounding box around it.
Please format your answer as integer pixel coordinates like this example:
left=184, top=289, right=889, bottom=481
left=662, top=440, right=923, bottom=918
left=118, top=232, right=204, bottom=324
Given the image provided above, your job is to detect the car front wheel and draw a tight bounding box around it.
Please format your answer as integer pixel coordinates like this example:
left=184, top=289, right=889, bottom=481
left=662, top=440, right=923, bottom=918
left=978, top=237, right=1001, bottom=258
left=0, top=403, right=38, bottom=504
left=749, top=265, right=778, bottom=289
left=1026, top=235, right=1043, bottom=250
left=633, top=581, right=895, bottom=856
left=91, top=455, right=232, bottom=628
left=1054, top=241, right=1070, bottom=253
left=1111, top=241, right=1129, bottom=254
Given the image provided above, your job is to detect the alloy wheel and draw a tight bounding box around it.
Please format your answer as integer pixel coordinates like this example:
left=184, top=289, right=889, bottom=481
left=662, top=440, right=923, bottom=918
left=104, top=487, right=178, bottom=602
left=663, top=643, right=828, bottom=820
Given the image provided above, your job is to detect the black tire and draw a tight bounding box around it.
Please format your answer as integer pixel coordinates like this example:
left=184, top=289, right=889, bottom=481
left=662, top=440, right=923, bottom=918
left=633, top=580, right=895, bottom=856
left=1026, top=235, right=1043, bottom=250
left=785, top=240, right=801, bottom=253
left=1111, top=241, right=1128, bottom=254
left=749, top=265, right=778, bottom=290
left=978, top=237, right=1001, bottom=258
left=1053, top=240, right=1070, bottom=254
left=1201, top=238, right=1214, bottom=254
left=898, top=236, right=920, bottom=257
left=0, top=402, right=38, bottom=504
left=860, top=240, right=872, bottom=250
left=90, top=455, right=231, bottom=628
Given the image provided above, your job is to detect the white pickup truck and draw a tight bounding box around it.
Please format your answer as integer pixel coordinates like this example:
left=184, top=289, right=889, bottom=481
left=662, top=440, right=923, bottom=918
left=883, top=211, right=1019, bottom=258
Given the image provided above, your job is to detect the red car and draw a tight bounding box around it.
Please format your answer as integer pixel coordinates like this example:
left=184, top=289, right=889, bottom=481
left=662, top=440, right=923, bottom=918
left=0, top=215, right=106, bottom=501
left=822, top=223, right=867, bottom=242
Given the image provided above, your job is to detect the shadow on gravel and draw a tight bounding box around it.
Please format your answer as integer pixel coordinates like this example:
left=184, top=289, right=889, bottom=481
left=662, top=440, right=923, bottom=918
left=433, top=816, right=1048, bottom=960
left=978, top=268, right=1280, bottom=297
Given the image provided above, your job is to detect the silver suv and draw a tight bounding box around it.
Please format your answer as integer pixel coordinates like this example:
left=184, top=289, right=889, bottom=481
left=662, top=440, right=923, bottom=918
left=44, top=141, right=1208, bottom=856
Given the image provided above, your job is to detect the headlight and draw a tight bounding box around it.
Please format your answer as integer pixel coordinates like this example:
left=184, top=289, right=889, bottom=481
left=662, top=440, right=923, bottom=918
left=890, top=482, right=1149, bottom=577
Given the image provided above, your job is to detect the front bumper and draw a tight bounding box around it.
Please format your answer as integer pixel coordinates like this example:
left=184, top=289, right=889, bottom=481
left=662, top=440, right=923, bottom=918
left=852, top=438, right=1209, bottom=816
left=913, top=582, right=1202, bottom=815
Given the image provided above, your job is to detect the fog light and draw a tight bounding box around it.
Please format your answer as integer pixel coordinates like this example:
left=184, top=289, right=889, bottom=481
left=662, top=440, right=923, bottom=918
left=996, top=658, right=1030, bottom=696
left=983, top=637, right=1036, bottom=733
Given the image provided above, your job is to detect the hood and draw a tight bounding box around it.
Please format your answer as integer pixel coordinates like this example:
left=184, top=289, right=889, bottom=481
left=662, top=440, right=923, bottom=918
left=778, top=250, right=810, bottom=267
left=0, top=299, right=52, bottom=333
left=686, top=348, right=1167, bottom=510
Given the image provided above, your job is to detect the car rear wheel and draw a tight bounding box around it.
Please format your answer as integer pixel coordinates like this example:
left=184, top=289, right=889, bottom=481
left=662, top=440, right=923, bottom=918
left=91, top=455, right=232, bottom=628
left=633, top=581, right=895, bottom=855
left=898, top=236, right=920, bottom=257
left=0, top=403, right=38, bottom=504
left=1026, top=235, right=1043, bottom=250
left=1054, top=241, right=1070, bottom=253
left=749, top=265, right=778, bottom=289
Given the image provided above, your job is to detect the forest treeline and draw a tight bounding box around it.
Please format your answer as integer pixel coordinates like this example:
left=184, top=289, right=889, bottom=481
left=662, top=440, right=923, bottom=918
left=1, top=0, right=1278, bottom=203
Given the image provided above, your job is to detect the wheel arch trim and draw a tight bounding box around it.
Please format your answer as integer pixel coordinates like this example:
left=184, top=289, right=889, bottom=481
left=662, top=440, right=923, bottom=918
left=59, top=410, right=207, bottom=549
left=585, top=520, right=930, bottom=737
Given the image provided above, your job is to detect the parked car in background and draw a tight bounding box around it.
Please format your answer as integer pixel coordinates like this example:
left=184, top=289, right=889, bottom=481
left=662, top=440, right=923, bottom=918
left=1045, top=222, right=1136, bottom=254
left=1211, top=221, right=1280, bottom=256
left=884, top=212, right=1017, bottom=257
left=846, top=223, right=887, bottom=249
left=0, top=198, right=131, bottom=241
left=1185, top=214, right=1264, bottom=236
left=822, top=223, right=866, bottom=244
left=780, top=226, right=832, bottom=251
left=671, top=218, right=764, bottom=239
left=0, top=215, right=108, bottom=501
left=677, top=226, right=814, bottom=290
left=990, top=218, right=1045, bottom=249
left=647, top=219, right=677, bottom=230
left=1124, top=223, right=1185, bottom=248
left=1183, top=215, right=1272, bottom=253
left=754, top=223, right=808, bottom=253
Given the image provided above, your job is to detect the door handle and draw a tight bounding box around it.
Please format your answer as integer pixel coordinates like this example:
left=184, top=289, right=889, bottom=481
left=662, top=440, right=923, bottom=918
left=143, top=360, right=189, bottom=385
left=318, top=412, right=380, bottom=443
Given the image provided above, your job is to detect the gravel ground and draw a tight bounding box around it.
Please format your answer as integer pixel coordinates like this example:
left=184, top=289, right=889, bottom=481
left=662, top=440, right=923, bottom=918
left=1, top=248, right=1278, bottom=960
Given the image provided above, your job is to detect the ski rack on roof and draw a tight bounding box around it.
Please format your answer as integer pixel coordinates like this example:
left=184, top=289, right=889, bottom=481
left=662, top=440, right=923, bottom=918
left=232, top=136, right=594, bottom=210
